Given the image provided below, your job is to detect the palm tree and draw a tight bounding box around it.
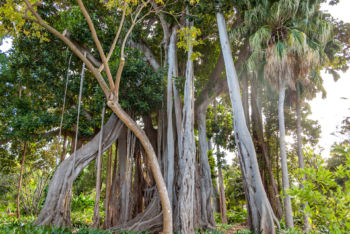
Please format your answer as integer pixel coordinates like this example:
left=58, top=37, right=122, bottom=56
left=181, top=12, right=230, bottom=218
left=248, top=0, right=333, bottom=228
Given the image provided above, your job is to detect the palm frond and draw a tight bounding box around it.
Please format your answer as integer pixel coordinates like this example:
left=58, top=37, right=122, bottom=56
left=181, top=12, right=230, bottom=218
left=249, top=25, right=272, bottom=50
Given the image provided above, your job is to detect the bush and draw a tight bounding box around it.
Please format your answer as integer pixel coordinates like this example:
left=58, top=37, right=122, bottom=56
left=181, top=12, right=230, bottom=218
left=0, top=221, right=148, bottom=233
left=289, top=145, right=350, bottom=233
left=226, top=210, right=247, bottom=224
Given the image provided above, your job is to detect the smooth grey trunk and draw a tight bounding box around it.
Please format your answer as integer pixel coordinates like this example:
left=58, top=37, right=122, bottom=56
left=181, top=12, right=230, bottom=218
left=166, top=28, right=177, bottom=205
left=216, top=11, right=278, bottom=233
left=178, top=19, right=196, bottom=234
left=172, top=34, right=183, bottom=158
left=92, top=104, right=105, bottom=228
left=296, top=96, right=311, bottom=231
left=278, top=79, right=294, bottom=228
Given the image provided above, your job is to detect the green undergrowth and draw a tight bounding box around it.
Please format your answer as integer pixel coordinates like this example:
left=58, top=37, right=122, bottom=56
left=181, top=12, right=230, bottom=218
left=0, top=221, right=151, bottom=234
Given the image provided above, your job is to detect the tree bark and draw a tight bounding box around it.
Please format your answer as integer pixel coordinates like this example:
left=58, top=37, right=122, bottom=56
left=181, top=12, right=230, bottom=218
left=112, top=126, right=135, bottom=225
left=35, top=115, right=123, bottom=226
left=104, top=147, right=113, bottom=229
left=217, top=152, right=227, bottom=224
left=178, top=19, right=196, bottom=233
left=16, top=141, right=27, bottom=219
left=278, top=79, right=294, bottom=228
left=166, top=28, right=177, bottom=205
left=296, top=95, right=311, bottom=231
left=216, top=11, right=278, bottom=233
left=197, top=111, right=216, bottom=228
left=107, top=98, right=173, bottom=234
left=92, top=105, right=105, bottom=228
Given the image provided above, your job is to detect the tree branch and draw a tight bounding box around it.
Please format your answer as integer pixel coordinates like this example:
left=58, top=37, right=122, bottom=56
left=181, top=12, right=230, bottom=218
left=129, top=39, right=160, bottom=71
left=77, top=0, right=115, bottom=90
left=115, top=0, right=151, bottom=100
left=98, top=0, right=128, bottom=73
left=22, top=0, right=110, bottom=97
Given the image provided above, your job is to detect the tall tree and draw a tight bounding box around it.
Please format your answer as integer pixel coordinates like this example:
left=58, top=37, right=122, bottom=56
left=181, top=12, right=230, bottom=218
left=216, top=9, right=278, bottom=233
left=178, top=16, right=196, bottom=233
left=2, top=1, right=173, bottom=232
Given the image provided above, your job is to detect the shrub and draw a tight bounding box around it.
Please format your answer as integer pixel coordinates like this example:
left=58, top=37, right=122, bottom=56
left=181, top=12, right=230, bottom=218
left=289, top=145, right=350, bottom=233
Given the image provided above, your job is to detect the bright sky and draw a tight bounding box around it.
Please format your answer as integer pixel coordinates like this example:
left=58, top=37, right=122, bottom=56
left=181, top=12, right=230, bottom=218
left=0, top=1, right=349, bottom=160
left=310, top=1, right=350, bottom=158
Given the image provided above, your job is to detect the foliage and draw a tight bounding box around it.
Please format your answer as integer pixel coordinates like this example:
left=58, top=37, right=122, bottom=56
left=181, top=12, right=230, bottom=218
left=222, top=161, right=245, bottom=211
left=289, top=145, right=350, bottom=233
left=177, top=26, right=203, bottom=60
left=72, top=193, right=95, bottom=211
left=0, top=221, right=113, bottom=233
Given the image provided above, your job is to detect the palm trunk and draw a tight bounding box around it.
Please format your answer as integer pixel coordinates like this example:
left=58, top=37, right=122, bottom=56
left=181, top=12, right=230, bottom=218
left=296, top=95, right=311, bottom=231
left=278, top=79, right=294, bottom=228
left=93, top=105, right=105, bottom=228
left=217, top=11, right=278, bottom=233
left=16, top=141, right=27, bottom=219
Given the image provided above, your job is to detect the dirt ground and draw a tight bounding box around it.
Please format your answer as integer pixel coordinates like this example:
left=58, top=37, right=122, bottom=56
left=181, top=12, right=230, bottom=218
left=225, top=223, right=250, bottom=233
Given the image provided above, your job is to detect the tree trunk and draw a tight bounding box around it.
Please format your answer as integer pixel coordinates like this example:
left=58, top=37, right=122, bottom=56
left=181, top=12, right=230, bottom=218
left=16, top=141, right=27, bottom=219
left=216, top=11, right=278, bottom=233
left=177, top=19, right=196, bottom=233
left=104, top=147, right=113, bottom=229
left=35, top=115, right=123, bottom=226
left=209, top=139, right=220, bottom=213
left=296, top=96, right=311, bottom=231
left=217, top=153, right=227, bottom=224
left=60, top=134, right=68, bottom=162
left=25, top=5, right=173, bottom=231
left=107, top=98, right=173, bottom=234
left=278, top=79, right=294, bottom=228
left=112, top=126, right=135, bottom=225
left=197, top=111, right=216, bottom=228
left=92, top=105, right=105, bottom=228
left=241, top=74, right=250, bottom=130
left=166, top=28, right=177, bottom=205
left=251, top=78, right=283, bottom=219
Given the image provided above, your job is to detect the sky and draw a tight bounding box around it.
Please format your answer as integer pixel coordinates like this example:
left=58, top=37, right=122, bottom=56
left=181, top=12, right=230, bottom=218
left=310, top=1, right=350, bottom=157
left=0, top=1, right=349, bottom=160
